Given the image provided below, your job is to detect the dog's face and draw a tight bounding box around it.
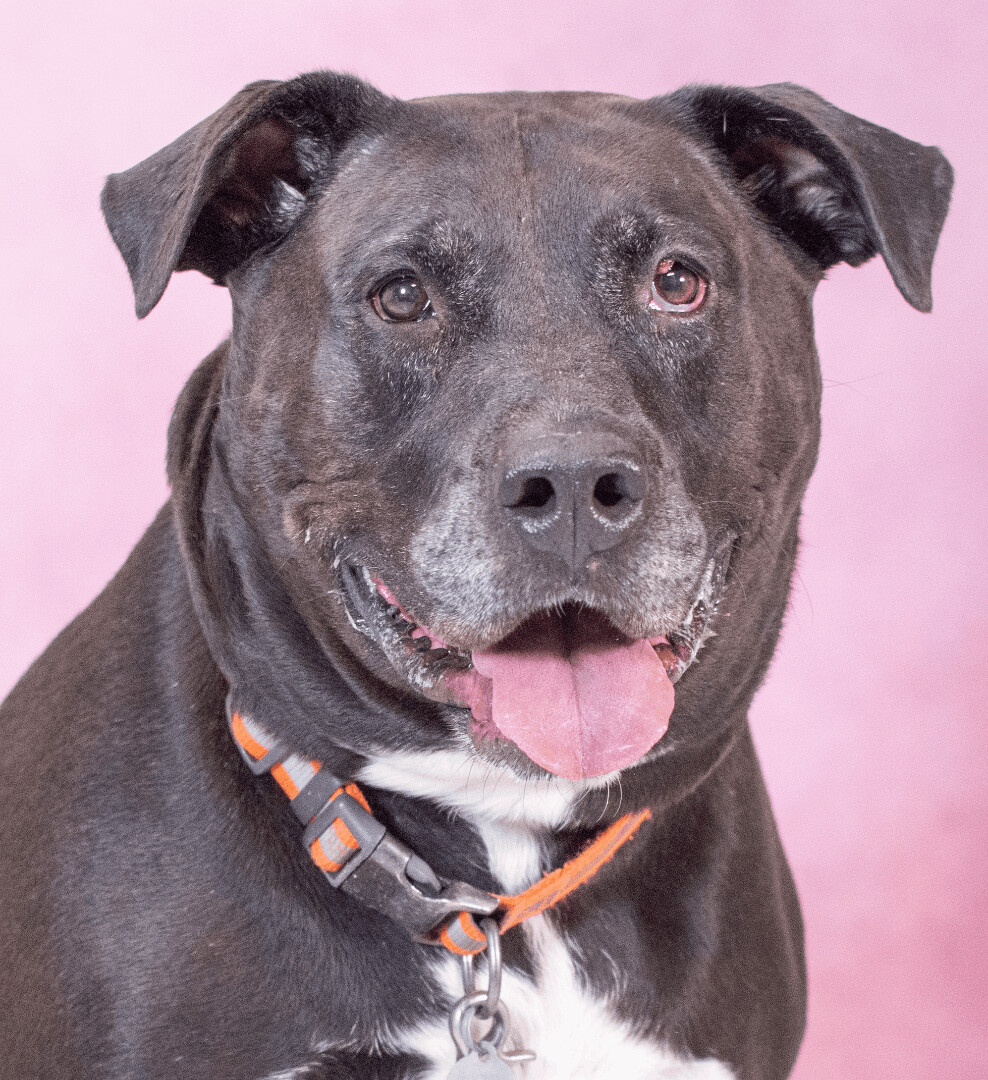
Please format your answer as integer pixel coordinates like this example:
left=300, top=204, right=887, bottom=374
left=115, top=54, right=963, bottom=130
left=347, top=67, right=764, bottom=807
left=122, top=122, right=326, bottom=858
left=103, top=76, right=950, bottom=789
left=229, top=92, right=818, bottom=781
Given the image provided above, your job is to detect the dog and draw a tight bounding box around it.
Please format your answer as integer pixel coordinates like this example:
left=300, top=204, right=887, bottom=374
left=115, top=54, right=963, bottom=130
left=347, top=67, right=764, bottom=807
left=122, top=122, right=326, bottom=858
left=0, top=72, right=951, bottom=1080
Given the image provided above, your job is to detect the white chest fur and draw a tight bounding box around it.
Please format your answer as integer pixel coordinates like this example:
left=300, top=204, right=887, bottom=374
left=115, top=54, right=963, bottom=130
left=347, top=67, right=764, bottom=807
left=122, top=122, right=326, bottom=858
left=360, top=750, right=736, bottom=1080
left=403, top=917, right=734, bottom=1080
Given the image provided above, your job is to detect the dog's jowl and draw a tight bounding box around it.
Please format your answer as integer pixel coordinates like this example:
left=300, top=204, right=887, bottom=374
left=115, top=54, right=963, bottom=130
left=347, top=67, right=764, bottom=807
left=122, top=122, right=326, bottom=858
left=0, top=74, right=951, bottom=1080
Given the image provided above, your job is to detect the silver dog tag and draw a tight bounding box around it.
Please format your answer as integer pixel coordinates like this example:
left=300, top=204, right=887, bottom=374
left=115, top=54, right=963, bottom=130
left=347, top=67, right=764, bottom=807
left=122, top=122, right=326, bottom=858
left=447, top=1042, right=517, bottom=1079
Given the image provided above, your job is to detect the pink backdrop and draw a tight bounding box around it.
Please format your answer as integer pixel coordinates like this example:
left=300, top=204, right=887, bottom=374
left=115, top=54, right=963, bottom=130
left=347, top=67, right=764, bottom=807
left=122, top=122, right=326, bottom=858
left=1, top=2, right=985, bottom=1076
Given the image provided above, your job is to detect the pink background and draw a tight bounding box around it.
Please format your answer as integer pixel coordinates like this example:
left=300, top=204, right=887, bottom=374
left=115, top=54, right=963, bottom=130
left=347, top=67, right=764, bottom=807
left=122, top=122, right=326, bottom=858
left=1, top=2, right=985, bottom=1075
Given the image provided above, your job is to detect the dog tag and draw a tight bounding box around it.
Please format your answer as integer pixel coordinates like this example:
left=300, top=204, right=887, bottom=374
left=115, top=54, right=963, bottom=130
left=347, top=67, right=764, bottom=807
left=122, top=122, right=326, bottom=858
left=447, top=1042, right=517, bottom=1079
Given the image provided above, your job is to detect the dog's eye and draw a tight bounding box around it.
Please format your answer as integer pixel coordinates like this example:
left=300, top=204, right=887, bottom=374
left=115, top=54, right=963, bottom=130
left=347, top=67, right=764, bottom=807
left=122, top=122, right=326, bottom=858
left=372, top=276, right=432, bottom=322
left=649, top=259, right=707, bottom=313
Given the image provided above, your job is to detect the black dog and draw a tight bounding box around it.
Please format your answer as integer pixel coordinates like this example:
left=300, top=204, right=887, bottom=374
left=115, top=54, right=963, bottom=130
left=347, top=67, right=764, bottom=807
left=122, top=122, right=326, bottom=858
left=0, top=74, right=951, bottom=1080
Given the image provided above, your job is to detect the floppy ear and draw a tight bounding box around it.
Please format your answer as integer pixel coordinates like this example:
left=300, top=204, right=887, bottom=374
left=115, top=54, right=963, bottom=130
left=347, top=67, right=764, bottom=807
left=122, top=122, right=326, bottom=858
left=101, top=72, right=390, bottom=318
left=664, top=83, right=953, bottom=311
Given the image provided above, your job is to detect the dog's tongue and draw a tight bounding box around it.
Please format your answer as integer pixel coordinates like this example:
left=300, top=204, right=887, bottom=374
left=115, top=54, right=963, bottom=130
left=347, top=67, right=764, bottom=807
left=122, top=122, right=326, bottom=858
left=471, top=610, right=674, bottom=780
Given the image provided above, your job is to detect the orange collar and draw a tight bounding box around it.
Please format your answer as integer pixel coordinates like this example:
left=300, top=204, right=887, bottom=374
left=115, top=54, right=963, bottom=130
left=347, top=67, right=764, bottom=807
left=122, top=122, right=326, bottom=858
left=438, top=810, right=651, bottom=955
left=229, top=702, right=650, bottom=955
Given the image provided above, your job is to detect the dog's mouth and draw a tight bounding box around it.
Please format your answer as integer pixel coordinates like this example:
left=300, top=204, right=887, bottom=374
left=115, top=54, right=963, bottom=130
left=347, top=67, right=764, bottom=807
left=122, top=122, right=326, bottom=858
left=340, top=552, right=729, bottom=780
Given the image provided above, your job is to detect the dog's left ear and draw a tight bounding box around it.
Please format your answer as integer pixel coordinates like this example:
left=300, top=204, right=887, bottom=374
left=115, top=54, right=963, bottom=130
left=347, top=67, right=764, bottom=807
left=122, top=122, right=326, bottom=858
left=101, top=72, right=391, bottom=318
left=663, top=83, right=953, bottom=310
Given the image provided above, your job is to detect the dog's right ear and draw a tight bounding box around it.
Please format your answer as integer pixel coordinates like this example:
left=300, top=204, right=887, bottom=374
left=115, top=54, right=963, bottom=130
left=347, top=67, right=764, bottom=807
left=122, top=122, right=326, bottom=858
left=101, top=72, right=390, bottom=318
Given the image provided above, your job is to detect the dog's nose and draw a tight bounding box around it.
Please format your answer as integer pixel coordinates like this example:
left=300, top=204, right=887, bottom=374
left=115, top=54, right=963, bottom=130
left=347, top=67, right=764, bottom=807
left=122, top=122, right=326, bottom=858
left=499, top=436, right=646, bottom=570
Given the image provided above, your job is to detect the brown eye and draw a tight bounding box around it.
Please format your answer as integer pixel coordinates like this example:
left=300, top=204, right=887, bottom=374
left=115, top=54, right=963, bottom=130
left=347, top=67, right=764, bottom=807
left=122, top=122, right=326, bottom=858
left=372, top=276, right=432, bottom=322
left=650, top=259, right=707, bottom=313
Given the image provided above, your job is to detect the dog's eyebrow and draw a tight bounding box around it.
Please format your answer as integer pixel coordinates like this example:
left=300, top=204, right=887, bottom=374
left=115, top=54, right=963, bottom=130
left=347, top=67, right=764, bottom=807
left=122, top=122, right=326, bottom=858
left=342, top=216, right=485, bottom=280
left=588, top=209, right=731, bottom=284
left=591, top=212, right=661, bottom=262
left=395, top=221, right=487, bottom=283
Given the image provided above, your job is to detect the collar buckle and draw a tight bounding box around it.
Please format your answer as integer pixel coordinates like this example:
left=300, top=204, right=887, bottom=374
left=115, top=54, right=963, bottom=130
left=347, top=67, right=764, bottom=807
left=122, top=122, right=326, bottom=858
left=336, top=827, right=500, bottom=943
left=302, top=783, right=499, bottom=941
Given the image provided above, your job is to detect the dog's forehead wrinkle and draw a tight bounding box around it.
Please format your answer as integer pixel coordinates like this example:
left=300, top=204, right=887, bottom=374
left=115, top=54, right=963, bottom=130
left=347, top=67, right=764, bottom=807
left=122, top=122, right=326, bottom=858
left=318, top=105, right=730, bottom=302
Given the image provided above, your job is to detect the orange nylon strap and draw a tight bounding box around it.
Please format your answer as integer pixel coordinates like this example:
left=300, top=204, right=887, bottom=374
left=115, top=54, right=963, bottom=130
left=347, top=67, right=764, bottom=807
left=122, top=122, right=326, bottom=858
left=229, top=707, right=650, bottom=955
left=435, top=808, right=651, bottom=955
left=497, top=808, right=651, bottom=932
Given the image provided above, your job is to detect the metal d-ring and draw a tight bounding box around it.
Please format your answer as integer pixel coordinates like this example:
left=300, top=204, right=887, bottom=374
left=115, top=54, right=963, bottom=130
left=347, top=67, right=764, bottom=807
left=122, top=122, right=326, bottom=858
left=477, top=917, right=502, bottom=1019
left=456, top=918, right=502, bottom=1018
left=459, top=953, right=476, bottom=994
left=451, top=925, right=536, bottom=1065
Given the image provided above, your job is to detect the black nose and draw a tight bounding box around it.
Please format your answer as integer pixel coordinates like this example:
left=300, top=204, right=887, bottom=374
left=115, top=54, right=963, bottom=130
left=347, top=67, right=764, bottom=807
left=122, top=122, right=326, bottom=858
left=499, top=436, right=646, bottom=570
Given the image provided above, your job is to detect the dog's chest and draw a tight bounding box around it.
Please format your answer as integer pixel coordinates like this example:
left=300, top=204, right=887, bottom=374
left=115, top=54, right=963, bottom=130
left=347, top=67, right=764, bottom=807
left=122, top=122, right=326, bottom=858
left=404, top=916, right=733, bottom=1080
left=358, top=760, right=735, bottom=1080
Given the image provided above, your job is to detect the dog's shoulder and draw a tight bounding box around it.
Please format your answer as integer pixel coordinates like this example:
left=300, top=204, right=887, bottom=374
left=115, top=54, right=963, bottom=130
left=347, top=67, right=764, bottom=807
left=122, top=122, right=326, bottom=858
left=1, top=504, right=189, bottom=775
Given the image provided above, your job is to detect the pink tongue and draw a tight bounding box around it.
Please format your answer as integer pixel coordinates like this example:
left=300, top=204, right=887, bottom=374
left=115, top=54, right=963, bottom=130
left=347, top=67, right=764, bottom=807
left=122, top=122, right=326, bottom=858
left=471, top=615, right=674, bottom=780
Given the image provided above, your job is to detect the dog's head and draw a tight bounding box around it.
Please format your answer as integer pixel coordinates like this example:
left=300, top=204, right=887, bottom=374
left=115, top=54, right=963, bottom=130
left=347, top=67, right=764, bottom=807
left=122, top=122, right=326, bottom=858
left=102, top=74, right=950, bottom=800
